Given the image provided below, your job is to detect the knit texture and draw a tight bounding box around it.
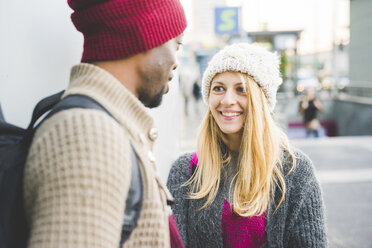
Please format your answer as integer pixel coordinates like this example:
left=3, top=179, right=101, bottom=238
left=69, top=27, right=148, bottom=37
left=68, top=0, right=187, bottom=62
left=190, top=152, right=266, bottom=247
left=24, top=63, right=170, bottom=248
left=167, top=149, right=328, bottom=248
left=201, top=43, right=281, bottom=111
left=221, top=199, right=266, bottom=247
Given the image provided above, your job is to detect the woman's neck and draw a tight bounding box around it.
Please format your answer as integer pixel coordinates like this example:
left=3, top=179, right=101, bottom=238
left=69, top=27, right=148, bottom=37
left=225, top=133, right=242, bottom=152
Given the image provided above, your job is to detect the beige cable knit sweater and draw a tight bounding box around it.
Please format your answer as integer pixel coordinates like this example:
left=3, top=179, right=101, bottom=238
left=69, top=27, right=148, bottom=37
left=24, top=63, right=170, bottom=248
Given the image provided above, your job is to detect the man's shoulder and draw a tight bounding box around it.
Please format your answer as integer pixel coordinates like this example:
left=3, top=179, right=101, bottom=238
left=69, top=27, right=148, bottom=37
left=32, top=107, right=125, bottom=147
left=45, top=107, right=117, bottom=128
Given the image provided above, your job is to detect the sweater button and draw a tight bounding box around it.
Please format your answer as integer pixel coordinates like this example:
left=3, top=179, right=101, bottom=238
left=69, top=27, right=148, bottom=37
left=148, top=128, right=158, bottom=141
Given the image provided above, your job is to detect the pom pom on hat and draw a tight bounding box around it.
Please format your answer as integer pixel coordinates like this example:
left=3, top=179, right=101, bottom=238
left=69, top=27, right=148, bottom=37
left=68, top=0, right=187, bottom=62
left=201, top=43, right=282, bottom=111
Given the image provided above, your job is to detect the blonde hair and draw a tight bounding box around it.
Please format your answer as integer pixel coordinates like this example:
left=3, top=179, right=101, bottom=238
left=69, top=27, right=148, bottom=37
left=186, top=74, right=295, bottom=217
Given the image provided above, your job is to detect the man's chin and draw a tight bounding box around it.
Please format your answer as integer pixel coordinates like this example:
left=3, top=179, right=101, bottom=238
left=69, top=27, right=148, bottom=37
left=145, top=90, right=164, bottom=108
left=138, top=85, right=166, bottom=108
left=146, top=98, right=162, bottom=108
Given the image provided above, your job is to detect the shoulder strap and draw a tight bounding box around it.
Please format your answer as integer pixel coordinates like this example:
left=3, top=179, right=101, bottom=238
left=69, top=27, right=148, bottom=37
left=26, top=91, right=113, bottom=131
left=46, top=93, right=114, bottom=121
left=27, top=90, right=65, bottom=131
left=190, top=152, right=198, bottom=176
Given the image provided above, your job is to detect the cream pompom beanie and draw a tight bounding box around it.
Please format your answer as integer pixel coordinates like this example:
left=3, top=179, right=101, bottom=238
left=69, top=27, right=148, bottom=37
left=201, top=43, right=282, bottom=111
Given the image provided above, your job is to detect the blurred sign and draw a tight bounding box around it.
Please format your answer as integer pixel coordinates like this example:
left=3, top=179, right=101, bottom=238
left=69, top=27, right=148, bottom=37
left=214, top=7, right=240, bottom=35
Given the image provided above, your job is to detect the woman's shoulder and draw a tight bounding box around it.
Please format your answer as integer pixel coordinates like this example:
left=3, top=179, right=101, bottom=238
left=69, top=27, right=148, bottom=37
left=167, top=152, right=194, bottom=186
left=171, top=152, right=194, bottom=171
left=175, top=152, right=194, bottom=163
left=283, top=147, right=319, bottom=186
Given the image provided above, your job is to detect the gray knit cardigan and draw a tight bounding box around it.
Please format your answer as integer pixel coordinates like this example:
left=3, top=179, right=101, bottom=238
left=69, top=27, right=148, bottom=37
left=167, top=149, right=327, bottom=248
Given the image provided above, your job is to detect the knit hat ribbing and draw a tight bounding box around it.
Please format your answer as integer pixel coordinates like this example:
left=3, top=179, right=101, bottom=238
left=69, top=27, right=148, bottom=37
left=201, top=43, right=282, bottom=111
left=68, top=0, right=187, bottom=62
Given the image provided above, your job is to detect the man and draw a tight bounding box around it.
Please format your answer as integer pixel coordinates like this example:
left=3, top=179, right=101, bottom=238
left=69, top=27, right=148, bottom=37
left=23, top=0, right=187, bottom=247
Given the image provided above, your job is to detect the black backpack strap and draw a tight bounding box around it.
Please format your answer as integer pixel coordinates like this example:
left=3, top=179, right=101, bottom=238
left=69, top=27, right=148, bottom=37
left=27, top=90, right=65, bottom=131
left=26, top=91, right=113, bottom=131
left=46, top=94, right=114, bottom=120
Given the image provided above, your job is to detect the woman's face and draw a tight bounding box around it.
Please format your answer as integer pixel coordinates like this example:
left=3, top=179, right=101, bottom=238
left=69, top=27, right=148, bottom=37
left=209, top=71, right=248, bottom=138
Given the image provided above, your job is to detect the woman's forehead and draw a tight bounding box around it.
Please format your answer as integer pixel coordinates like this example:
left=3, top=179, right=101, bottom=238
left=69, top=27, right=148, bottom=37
left=211, top=72, right=244, bottom=84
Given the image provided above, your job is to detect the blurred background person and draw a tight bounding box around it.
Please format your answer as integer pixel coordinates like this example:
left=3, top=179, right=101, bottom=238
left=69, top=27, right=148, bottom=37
left=179, top=67, right=194, bottom=117
left=179, top=59, right=201, bottom=118
left=299, top=87, right=324, bottom=138
left=192, top=78, right=202, bottom=116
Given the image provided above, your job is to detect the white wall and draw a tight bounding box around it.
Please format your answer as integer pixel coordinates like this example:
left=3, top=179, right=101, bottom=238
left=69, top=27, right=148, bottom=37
left=0, top=1, right=180, bottom=182
left=0, top=1, right=82, bottom=127
left=350, top=0, right=372, bottom=84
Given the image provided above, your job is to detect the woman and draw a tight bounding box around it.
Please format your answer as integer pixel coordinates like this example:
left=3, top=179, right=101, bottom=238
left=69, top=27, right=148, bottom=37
left=167, top=43, right=327, bottom=247
left=299, top=87, right=324, bottom=138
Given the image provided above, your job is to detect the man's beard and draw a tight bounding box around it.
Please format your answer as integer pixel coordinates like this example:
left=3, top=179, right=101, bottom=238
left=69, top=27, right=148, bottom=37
left=138, top=86, right=165, bottom=108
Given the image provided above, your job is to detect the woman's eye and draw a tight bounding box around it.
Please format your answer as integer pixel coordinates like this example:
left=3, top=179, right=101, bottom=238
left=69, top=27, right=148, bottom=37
left=212, top=86, right=224, bottom=92
left=237, top=87, right=246, bottom=93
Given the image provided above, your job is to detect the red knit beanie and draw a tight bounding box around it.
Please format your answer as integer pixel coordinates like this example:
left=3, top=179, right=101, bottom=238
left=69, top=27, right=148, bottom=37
left=68, top=0, right=187, bottom=62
